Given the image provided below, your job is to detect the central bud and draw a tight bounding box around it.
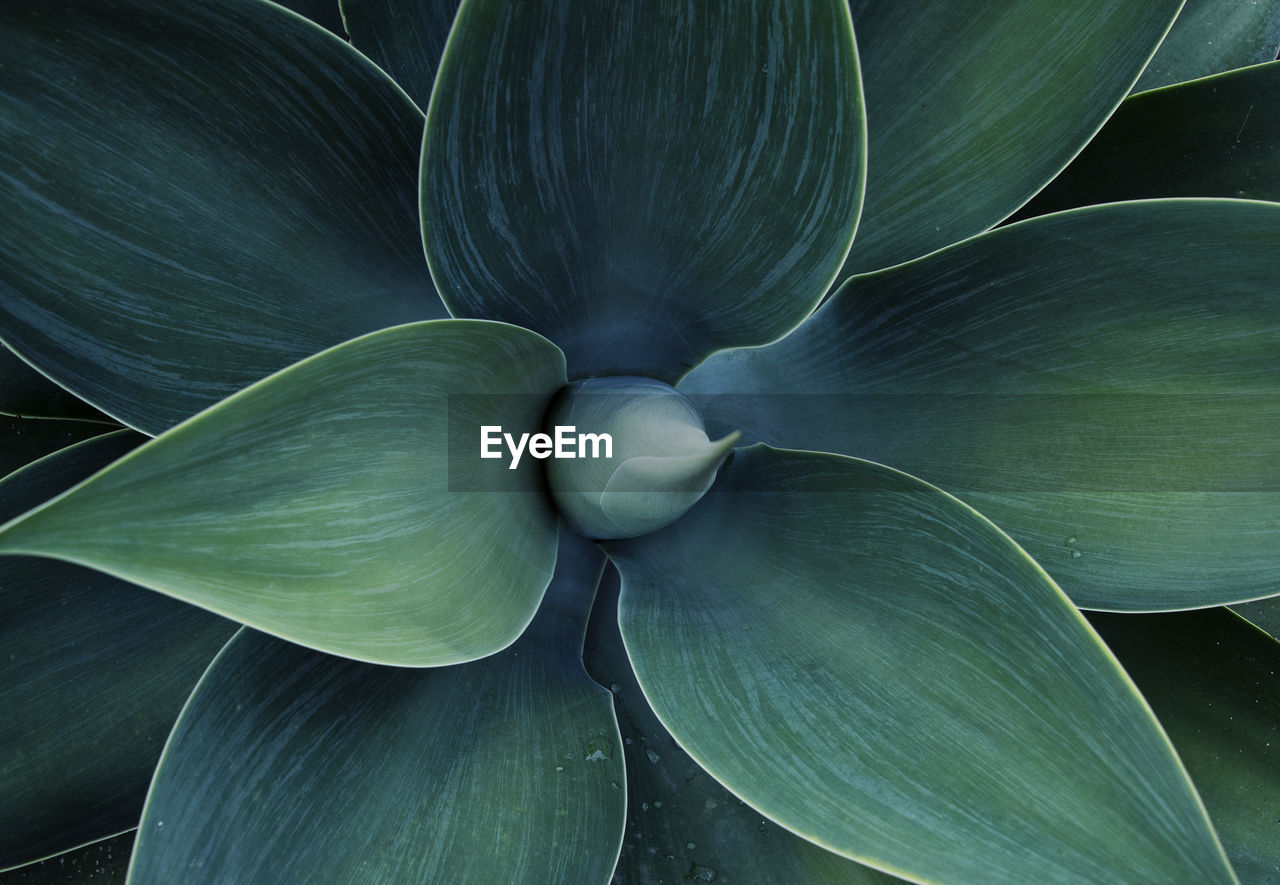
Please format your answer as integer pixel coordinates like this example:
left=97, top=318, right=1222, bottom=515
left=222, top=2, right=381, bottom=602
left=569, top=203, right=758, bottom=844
left=544, top=377, right=738, bottom=540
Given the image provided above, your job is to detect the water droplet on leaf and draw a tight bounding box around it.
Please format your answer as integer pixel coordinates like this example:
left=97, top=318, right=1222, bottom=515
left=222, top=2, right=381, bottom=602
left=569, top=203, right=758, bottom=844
left=585, top=736, right=614, bottom=762
left=688, top=863, right=717, bottom=881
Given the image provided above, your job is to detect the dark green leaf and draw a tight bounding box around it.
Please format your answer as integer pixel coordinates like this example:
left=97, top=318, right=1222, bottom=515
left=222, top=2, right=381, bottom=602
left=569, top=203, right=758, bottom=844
left=130, top=532, right=624, bottom=884
left=1133, top=0, right=1280, bottom=92
left=0, top=321, right=565, bottom=666
left=1233, top=596, right=1280, bottom=640
left=0, top=0, right=443, bottom=434
left=272, top=0, right=347, bottom=37
left=0, top=433, right=234, bottom=870
left=841, top=0, right=1181, bottom=274
left=1, top=417, right=112, bottom=481
left=606, top=445, right=1234, bottom=884
left=0, top=833, right=132, bottom=883
left=1090, top=609, right=1280, bottom=881
left=423, top=0, right=864, bottom=381
left=0, top=344, right=112, bottom=424
left=584, top=566, right=900, bottom=885
left=684, top=199, right=1280, bottom=611
left=340, top=0, right=459, bottom=111
left=1019, top=62, right=1280, bottom=217
left=1, top=433, right=142, bottom=538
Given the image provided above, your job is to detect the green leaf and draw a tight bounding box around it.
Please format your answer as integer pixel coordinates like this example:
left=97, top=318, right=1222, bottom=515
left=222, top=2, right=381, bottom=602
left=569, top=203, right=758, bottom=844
left=1, top=432, right=143, bottom=526
left=1, top=416, right=113, bottom=481
left=1, top=343, right=112, bottom=424
left=0, top=321, right=565, bottom=667
left=1232, top=596, right=1280, bottom=640
left=841, top=0, right=1181, bottom=275
left=1, top=833, right=133, bottom=883
left=605, top=445, right=1235, bottom=884
left=1133, top=0, right=1280, bottom=92
left=683, top=199, right=1280, bottom=611
left=583, top=566, right=900, bottom=885
left=422, top=0, right=864, bottom=382
left=340, top=0, right=459, bottom=111
left=1089, top=609, right=1280, bottom=882
left=0, top=433, right=234, bottom=870
left=1018, top=62, right=1280, bottom=217
left=130, top=531, right=624, bottom=884
left=0, top=0, right=443, bottom=435
left=272, top=0, right=348, bottom=37
left=2, top=343, right=117, bottom=475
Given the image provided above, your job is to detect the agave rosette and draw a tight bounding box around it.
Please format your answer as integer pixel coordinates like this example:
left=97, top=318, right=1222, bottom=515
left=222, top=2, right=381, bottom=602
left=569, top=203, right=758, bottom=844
left=1, top=0, right=1278, bottom=882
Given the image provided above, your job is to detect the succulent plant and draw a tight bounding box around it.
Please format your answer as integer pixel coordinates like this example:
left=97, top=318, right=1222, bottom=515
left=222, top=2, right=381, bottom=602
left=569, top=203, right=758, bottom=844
left=1, top=0, right=1278, bottom=882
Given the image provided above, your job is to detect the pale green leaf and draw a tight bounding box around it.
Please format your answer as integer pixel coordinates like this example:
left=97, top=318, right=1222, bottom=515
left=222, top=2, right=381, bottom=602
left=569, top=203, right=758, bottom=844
left=683, top=199, right=1280, bottom=611
left=0, top=321, right=565, bottom=667
left=606, top=445, right=1234, bottom=884
left=130, top=531, right=624, bottom=884
left=584, top=566, right=900, bottom=885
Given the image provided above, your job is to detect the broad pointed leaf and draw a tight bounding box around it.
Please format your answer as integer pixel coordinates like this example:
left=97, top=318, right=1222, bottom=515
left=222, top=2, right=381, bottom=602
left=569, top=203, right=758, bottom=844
left=1133, top=0, right=1280, bottom=92
left=423, top=0, right=864, bottom=382
left=583, top=566, right=899, bottom=885
left=340, top=0, right=459, bottom=111
left=1019, top=62, right=1280, bottom=217
left=606, top=445, right=1234, bottom=884
left=841, top=0, right=1181, bottom=275
left=684, top=199, right=1280, bottom=611
left=0, top=321, right=565, bottom=666
left=1, top=433, right=234, bottom=870
left=1, top=344, right=112, bottom=424
left=130, top=532, right=624, bottom=884
left=0, top=0, right=443, bottom=434
left=1090, top=609, right=1280, bottom=882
